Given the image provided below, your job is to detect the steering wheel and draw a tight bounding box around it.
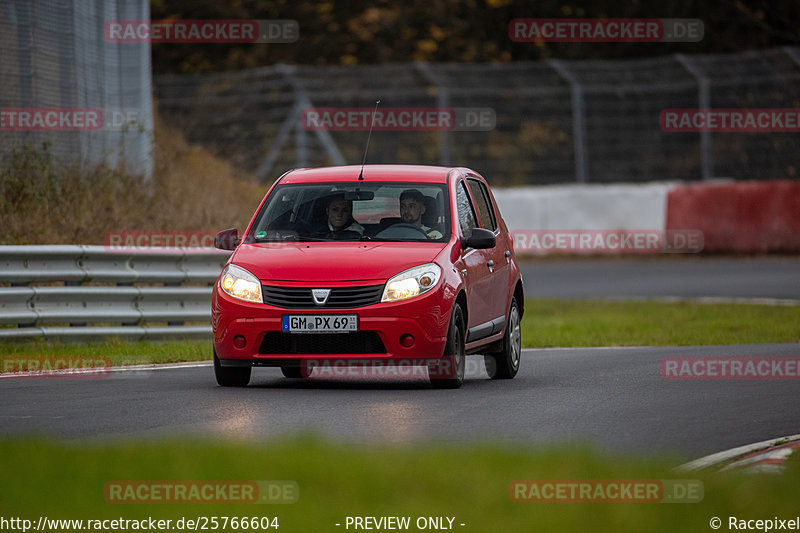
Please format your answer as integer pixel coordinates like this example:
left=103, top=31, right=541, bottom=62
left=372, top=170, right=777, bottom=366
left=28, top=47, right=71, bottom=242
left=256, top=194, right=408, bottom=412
left=374, top=223, right=429, bottom=239
left=265, top=219, right=312, bottom=240
left=262, top=229, right=300, bottom=241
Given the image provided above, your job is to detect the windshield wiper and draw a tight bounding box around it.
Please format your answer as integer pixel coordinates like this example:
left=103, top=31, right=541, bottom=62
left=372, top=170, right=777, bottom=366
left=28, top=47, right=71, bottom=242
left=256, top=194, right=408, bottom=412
left=254, top=235, right=334, bottom=243
left=295, top=236, right=335, bottom=242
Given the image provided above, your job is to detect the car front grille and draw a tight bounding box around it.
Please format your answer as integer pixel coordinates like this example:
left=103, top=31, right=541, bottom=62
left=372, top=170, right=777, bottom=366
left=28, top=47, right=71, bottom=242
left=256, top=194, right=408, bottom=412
left=259, top=332, right=387, bottom=354
left=262, top=284, right=384, bottom=308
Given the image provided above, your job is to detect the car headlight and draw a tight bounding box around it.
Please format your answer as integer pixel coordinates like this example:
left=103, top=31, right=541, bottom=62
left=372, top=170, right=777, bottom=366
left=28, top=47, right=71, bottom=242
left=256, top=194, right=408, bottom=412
left=220, top=264, right=262, bottom=303
left=381, top=263, right=442, bottom=302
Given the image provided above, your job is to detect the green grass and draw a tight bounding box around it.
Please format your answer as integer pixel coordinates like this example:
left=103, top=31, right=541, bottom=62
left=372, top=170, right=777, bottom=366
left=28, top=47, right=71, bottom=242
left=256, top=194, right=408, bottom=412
left=524, top=299, right=800, bottom=347
left=1, top=300, right=798, bottom=371
left=0, top=437, right=797, bottom=532
left=0, top=338, right=209, bottom=368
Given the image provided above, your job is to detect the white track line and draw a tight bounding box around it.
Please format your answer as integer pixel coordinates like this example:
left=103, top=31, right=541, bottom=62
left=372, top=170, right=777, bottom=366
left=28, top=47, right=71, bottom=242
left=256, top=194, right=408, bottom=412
left=0, top=360, right=212, bottom=378
left=602, top=296, right=800, bottom=306
left=109, top=361, right=212, bottom=372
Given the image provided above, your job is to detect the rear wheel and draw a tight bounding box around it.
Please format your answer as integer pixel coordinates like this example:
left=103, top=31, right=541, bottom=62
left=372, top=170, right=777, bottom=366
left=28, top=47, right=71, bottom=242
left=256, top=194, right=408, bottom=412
left=429, top=304, right=466, bottom=389
left=213, top=349, right=251, bottom=387
left=484, top=297, right=521, bottom=379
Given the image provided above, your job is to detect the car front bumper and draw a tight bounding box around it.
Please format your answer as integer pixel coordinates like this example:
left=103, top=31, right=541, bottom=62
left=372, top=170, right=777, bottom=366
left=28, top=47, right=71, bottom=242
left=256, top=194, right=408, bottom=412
left=212, top=283, right=452, bottom=365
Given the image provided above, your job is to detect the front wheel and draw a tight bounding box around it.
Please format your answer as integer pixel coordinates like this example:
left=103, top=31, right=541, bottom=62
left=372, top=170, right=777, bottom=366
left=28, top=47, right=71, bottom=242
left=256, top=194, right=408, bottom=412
left=214, top=349, right=251, bottom=387
left=429, top=304, right=466, bottom=389
left=484, top=297, right=521, bottom=379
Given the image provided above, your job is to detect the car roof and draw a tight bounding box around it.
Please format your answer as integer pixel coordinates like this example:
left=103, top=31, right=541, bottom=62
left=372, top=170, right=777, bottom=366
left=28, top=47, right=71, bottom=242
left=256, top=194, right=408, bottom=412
left=279, top=165, right=460, bottom=185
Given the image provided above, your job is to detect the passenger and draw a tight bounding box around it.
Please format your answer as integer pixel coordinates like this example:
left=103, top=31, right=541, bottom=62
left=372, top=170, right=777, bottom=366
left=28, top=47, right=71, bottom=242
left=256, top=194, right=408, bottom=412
left=399, top=189, right=443, bottom=239
left=316, top=194, right=364, bottom=238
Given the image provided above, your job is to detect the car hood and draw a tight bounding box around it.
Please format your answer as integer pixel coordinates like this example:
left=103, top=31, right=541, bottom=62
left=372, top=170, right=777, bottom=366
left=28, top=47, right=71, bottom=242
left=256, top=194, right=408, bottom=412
left=231, top=242, right=447, bottom=282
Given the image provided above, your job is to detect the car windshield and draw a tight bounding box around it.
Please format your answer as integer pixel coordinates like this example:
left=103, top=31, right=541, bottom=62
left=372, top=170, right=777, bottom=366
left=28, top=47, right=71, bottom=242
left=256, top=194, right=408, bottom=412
left=249, top=182, right=451, bottom=242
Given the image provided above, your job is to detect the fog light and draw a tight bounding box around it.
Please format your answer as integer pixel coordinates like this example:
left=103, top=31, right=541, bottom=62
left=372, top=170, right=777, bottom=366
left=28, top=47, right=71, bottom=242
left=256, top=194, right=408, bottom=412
left=233, top=335, right=247, bottom=349
left=399, top=334, right=415, bottom=347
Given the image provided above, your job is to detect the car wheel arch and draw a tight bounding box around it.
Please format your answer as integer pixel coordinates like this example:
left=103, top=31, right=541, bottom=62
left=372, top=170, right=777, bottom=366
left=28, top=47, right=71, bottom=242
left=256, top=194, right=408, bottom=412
left=513, top=279, right=524, bottom=318
left=454, top=290, right=468, bottom=334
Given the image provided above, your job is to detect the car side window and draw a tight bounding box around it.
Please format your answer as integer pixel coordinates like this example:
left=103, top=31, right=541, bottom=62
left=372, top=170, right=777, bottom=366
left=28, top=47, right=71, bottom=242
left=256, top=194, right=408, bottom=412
left=467, top=179, right=497, bottom=232
left=456, top=181, right=478, bottom=239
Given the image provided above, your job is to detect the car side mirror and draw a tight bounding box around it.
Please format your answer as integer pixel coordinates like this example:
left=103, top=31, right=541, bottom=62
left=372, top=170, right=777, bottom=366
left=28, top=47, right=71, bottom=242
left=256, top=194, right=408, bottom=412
left=462, top=228, right=496, bottom=250
left=215, top=228, right=240, bottom=251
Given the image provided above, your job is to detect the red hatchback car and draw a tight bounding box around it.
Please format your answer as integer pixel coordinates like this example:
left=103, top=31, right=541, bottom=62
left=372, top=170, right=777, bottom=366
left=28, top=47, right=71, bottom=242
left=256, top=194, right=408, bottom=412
left=212, top=165, right=523, bottom=388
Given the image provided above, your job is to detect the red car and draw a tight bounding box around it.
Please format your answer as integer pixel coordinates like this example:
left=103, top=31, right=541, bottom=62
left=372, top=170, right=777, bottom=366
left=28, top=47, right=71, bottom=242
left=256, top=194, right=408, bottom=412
left=212, top=165, right=523, bottom=388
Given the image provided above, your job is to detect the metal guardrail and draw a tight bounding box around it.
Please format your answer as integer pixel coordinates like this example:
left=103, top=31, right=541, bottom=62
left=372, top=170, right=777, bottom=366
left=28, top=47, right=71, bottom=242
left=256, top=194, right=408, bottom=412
left=0, top=246, right=231, bottom=341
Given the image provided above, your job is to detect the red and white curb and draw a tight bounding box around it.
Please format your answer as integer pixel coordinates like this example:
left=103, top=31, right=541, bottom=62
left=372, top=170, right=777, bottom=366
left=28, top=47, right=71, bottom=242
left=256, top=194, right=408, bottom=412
left=678, top=434, right=800, bottom=474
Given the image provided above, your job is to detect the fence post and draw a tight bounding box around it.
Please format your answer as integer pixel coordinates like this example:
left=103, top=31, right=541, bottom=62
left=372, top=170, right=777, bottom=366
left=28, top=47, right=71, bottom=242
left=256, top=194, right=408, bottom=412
left=783, top=46, right=800, bottom=68
left=676, top=54, right=713, bottom=181
left=256, top=101, right=303, bottom=181
left=415, top=62, right=451, bottom=167
left=279, top=64, right=345, bottom=171
left=549, top=59, right=588, bottom=183
left=295, top=111, right=309, bottom=168
left=256, top=64, right=346, bottom=180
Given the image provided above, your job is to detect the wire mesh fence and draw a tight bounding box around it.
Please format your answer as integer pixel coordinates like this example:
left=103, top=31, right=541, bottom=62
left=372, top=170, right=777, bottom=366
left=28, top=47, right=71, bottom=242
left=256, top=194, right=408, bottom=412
left=155, top=47, right=800, bottom=185
left=0, top=0, right=154, bottom=177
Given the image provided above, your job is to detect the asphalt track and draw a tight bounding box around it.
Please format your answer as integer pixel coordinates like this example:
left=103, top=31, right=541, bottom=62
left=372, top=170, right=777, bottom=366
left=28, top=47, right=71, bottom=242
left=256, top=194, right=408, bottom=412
left=519, top=256, right=800, bottom=300
left=2, top=343, right=799, bottom=460
left=1, top=257, right=798, bottom=460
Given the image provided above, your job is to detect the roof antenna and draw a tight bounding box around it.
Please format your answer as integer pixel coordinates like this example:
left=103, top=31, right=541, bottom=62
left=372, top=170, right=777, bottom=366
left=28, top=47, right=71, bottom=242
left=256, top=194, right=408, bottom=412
left=358, top=99, right=380, bottom=181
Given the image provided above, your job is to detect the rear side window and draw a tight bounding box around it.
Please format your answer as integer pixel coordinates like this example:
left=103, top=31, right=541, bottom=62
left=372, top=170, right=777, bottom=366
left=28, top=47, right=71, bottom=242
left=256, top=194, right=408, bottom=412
left=467, top=179, right=497, bottom=232
left=456, top=181, right=478, bottom=239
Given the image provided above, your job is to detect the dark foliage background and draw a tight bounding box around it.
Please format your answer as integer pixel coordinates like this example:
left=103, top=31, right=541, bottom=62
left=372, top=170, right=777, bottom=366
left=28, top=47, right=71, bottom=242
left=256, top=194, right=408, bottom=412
left=149, top=0, right=800, bottom=73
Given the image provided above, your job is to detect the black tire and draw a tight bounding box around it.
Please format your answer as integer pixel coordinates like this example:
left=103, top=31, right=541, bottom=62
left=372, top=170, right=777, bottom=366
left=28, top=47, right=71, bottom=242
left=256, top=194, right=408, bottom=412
left=280, top=363, right=312, bottom=379
left=429, top=304, right=466, bottom=389
left=213, top=349, right=251, bottom=387
left=484, top=297, right=521, bottom=379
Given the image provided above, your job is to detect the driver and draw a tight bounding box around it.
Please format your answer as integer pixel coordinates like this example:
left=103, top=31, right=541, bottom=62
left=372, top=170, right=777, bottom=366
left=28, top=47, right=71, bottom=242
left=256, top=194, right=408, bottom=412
left=399, top=189, right=443, bottom=239
left=315, top=194, right=364, bottom=238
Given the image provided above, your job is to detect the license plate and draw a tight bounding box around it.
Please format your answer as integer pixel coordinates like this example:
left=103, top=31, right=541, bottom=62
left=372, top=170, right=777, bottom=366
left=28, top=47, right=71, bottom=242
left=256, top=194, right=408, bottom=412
left=282, top=314, right=358, bottom=333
